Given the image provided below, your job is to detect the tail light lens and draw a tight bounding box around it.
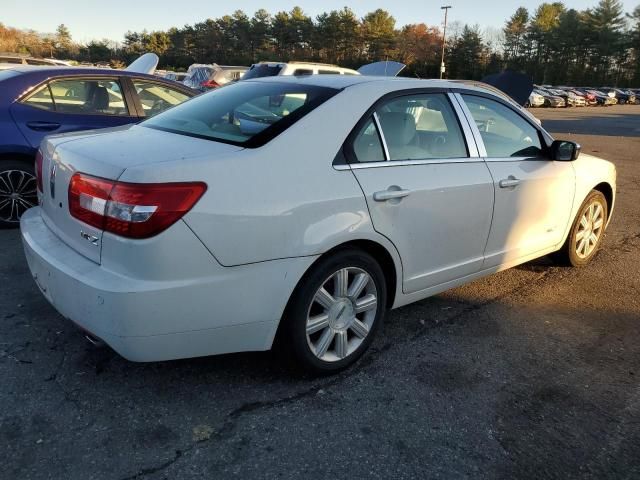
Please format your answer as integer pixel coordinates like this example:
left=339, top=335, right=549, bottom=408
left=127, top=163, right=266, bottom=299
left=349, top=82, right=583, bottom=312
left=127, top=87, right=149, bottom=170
left=201, top=80, right=220, bottom=88
left=35, top=150, right=44, bottom=192
left=69, top=173, right=206, bottom=239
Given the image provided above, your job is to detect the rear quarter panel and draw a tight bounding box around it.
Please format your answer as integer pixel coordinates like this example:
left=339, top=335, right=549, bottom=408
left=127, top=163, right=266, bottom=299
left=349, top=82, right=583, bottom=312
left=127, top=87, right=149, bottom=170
left=118, top=82, right=404, bottom=269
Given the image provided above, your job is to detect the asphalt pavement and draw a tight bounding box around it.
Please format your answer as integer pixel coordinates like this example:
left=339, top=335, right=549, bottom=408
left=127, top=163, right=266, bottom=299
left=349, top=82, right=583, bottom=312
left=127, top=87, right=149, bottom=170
left=1, top=105, right=639, bottom=479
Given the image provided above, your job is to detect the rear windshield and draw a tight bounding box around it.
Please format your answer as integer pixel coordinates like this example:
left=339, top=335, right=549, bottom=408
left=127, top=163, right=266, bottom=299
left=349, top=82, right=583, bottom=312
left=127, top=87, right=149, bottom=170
left=242, top=64, right=283, bottom=80
left=143, top=81, right=338, bottom=147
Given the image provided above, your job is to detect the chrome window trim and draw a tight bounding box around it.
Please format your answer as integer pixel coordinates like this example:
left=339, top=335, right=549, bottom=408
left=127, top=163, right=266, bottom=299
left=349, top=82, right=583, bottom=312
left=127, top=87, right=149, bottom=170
left=372, top=111, right=391, bottom=161
left=339, top=157, right=484, bottom=170
left=481, top=156, right=546, bottom=163
left=452, top=92, right=488, bottom=157
left=447, top=93, right=479, bottom=158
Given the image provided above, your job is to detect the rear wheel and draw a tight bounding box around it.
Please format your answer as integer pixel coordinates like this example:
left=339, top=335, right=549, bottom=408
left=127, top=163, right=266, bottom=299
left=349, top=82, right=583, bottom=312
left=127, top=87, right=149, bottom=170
left=280, top=249, right=387, bottom=374
left=0, top=159, right=38, bottom=229
left=554, top=190, right=607, bottom=267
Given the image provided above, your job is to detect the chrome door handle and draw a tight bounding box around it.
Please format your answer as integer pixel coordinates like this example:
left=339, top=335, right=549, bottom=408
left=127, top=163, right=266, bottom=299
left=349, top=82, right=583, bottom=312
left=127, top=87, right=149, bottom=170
left=499, top=177, right=520, bottom=188
left=373, top=188, right=411, bottom=202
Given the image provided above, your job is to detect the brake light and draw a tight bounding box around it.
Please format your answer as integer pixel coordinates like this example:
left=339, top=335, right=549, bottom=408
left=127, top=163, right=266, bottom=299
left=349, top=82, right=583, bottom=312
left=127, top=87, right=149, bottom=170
left=35, top=150, right=44, bottom=192
left=201, top=80, right=220, bottom=88
left=68, top=173, right=206, bottom=239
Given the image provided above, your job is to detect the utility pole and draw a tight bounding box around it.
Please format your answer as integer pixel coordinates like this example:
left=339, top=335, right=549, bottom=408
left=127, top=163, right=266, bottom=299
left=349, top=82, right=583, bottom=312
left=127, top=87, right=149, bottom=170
left=440, top=5, right=452, bottom=79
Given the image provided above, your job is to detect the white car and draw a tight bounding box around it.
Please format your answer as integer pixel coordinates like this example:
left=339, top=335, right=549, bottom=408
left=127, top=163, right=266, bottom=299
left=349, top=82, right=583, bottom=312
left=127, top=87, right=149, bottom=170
left=527, top=91, right=545, bottom=107
left=243, top=61, right=405, bottom=79
left=21, top=76, right=616, bottom=373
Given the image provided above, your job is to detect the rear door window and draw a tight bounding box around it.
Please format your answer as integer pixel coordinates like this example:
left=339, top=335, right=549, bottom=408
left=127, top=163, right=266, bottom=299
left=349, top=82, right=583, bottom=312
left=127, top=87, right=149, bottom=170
left=45, top=78, right=129, bottom=116
left=375, top=93, right=468, bottom=161
left=293, top=69, right=313, bottom=76
left=352, top=116, right=385, bottom=163
left=22, top=84, right=55, bottom=111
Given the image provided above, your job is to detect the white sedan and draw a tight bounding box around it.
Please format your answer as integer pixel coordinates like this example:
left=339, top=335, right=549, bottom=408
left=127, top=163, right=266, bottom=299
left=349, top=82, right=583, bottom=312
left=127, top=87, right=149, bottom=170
left=21, top=76, right=616, bottom=373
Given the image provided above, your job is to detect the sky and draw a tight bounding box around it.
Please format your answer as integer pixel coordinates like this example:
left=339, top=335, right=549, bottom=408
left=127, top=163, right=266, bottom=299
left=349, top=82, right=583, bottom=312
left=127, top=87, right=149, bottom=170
left=3, top=0, right=638, bottom=43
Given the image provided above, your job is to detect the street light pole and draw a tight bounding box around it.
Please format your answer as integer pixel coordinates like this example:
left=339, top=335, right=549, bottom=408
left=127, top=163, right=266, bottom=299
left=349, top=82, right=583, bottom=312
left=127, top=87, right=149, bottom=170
left=440, top=5, right=452, bottom=79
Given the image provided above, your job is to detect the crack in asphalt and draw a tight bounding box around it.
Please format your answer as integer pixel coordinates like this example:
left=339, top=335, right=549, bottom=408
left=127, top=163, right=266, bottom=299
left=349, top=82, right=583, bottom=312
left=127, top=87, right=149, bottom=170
left=115, top=338, right=398, bottom=479
left=120, top=449, right=185, bottom=480
left=113, top=269, right=555, bottom=479
left=116, top=372, right=354, bottom=479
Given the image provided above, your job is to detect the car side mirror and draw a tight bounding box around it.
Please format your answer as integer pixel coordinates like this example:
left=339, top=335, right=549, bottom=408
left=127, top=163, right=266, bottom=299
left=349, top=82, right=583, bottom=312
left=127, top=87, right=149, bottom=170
left=551, top=140, right=580, bottom=161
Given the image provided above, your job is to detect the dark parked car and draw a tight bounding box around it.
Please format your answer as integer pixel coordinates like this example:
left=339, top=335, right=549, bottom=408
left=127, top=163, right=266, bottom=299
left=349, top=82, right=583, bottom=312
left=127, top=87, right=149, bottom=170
left=613, top=88, right=636, bottom=105
left=0, top=67, right=197, bottom=227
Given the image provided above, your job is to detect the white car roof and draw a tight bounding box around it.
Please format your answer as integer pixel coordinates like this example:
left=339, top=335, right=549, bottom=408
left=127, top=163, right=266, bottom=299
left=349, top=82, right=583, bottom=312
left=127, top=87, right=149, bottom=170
left=244, top=75, right=475, bottom=91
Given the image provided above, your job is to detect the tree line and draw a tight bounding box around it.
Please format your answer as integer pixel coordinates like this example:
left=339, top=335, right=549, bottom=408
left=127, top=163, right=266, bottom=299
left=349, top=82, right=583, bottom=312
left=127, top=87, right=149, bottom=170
left=1, top=0, right=639, bottom=86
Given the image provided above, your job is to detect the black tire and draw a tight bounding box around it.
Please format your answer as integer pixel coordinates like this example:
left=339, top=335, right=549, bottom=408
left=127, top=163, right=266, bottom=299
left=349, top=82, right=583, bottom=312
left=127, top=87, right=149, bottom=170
left=0, top=159, right=38, bottom=229
left=279, top=248, right=387, bottom=374
left=553, top=190, right=608, bottom=267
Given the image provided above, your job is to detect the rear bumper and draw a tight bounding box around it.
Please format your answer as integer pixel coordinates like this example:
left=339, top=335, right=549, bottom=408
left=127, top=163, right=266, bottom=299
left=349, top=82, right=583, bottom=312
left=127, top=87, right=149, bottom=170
left=20, top=207, right=316, bottom=361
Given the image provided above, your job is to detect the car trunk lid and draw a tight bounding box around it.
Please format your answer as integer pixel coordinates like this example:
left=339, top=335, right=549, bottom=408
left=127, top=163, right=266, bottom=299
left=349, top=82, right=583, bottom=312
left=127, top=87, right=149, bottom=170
left=39, top=125, right=242, bottom=264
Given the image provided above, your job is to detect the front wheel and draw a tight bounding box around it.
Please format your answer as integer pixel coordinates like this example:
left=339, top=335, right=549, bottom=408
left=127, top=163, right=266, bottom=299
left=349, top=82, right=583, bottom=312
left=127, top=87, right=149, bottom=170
left=0, top=160, right=38, bottom=229
left=554, top=190, right=608, bottom=267
left=280, top=249, right=387, bottom=374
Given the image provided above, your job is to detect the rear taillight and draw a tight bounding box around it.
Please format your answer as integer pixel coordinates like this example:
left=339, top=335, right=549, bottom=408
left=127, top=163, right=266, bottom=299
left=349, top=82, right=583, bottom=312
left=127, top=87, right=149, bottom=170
left=201, top=80, right=220, bottom=88
left=35, top=150, right=44, bottom=192
left=68, top=173, right=206, bottom=239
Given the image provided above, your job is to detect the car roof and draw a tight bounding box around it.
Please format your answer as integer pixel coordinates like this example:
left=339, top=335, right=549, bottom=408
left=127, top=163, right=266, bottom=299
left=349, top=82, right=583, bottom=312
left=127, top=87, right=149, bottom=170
left=244, top=74, right=474, bottom=91
left=4, top=65, right=160, bottom=78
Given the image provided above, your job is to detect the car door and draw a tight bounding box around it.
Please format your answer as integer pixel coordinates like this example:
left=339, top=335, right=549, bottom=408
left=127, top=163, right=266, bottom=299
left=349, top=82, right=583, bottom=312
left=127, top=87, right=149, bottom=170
left=10, top=77, right=137, bottom=149
left=127, top=78, right=193, bottom=118
left=456, top=93, right=575, bottom=268
left=348, top=92, right=494, bottom=294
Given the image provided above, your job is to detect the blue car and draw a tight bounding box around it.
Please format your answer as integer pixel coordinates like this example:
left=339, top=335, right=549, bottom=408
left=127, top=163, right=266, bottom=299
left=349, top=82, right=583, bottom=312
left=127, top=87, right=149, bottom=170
left=0, top=67, right=197, bottom=227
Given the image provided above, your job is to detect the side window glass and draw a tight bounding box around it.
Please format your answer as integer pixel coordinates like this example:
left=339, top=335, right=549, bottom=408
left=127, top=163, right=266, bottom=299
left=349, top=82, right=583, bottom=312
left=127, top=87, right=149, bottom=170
left=318, top=70, right=338, bottom=75
left=48, top=79, right=129, bottom=116
left=132, top=80, right=190, bottom=118
left=462, top=94, right=543, bottom=158
left=352, top=116, right=385, bottom=163
left=293, top=69, right=313, bottom=76
left=376, top=93, right=467, bottom=160
left=22, top=85, right=55, bottom=111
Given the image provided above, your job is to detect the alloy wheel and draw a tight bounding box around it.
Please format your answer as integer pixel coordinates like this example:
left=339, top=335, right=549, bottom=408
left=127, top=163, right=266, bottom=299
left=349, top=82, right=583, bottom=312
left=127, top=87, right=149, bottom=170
left=306, top=267, right=378, bottom=362
left=575, top=200, right=605, bottom=259
left=0, top=169, right=38, bottom=224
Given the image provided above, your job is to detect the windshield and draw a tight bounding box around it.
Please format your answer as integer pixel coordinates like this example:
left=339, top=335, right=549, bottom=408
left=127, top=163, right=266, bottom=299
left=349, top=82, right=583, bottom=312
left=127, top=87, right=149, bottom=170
left=143, top=81, right=338, bottom=147
left=242, top=64, right=283, bottom=80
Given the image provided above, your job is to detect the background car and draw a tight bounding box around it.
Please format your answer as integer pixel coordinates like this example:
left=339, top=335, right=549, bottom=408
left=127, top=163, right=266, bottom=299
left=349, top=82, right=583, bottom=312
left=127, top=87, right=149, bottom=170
left=243, top=61, right=359, bottom=79
left=527, top=91, right=545, bottom=107
left=613, top=88, right=636, bottom=104
left=182, top=63, right=248, bottom=91
left=0, top=67, right=197, bottom=227
left=586, top=89, right=616, bottom=106
left=164, top=71, right=188, bottom=83
left=534, top=88, right=565, bottom=107
left=574, top=88, right=598, bottom=106
left=0, top=55, right=71, bottom=70
left=22, top=76, right=616, bottom=373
